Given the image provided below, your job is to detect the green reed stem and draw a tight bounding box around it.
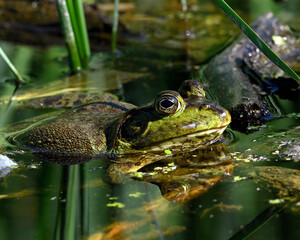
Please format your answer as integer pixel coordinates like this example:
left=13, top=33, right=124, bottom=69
left=71, top=0, right=91, bottom=68
left=229, top=205, right=285, bottom=240
left=0, top=84, right=18, bottom=128
left=0, top=47, right=23, bottom=83
left=213, top=0, right=300, bottom=83
left=65, top=0, right=81, bottom=55
left=64, top=165, right=79, bottom=240
left=111, top=0, right=119, bottom=54
left=55, top=0, right=82, bottom=72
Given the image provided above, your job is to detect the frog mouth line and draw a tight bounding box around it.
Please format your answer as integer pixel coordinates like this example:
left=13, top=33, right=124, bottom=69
left=144, top=126, right=228, bottom=151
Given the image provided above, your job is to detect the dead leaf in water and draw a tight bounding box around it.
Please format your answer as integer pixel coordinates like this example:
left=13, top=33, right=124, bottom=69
left=0, top=189, right=36, bottom=199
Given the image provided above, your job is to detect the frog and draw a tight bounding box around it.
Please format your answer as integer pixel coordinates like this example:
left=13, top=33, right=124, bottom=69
left=7, top=80, right=231, bottom=158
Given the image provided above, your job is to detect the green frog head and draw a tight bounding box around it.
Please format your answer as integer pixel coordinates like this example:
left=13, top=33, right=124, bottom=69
left=111, top=80, right=231, bottom=153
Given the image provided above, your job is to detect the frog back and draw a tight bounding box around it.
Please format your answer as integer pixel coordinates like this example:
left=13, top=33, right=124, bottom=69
left=8, top=101, right=136, bottom=155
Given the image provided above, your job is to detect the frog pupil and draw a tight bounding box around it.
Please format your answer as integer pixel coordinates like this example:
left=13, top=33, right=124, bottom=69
left=160, top=99, right=174, bottom=108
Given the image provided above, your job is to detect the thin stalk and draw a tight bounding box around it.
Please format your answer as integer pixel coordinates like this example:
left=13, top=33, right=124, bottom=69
left=0, top=47, right=23, bottom=84
left=111, top=0, right=119, bottom=54
left=55, top=0, right=82, bottom=72
left=81, top=164, right=89, bottom=238
left=72, top=0, right=90, bottom=68
left=229, top=205, right=285, bottom=240
left=213, top=0, right=300, bottom=83
left=38, top=165, right=63, bottom=240
left=64, top=165, right=80, bottom=240
left=66, top=0, right=82, bottom=57
left=0, top=84, right=18, bottom=128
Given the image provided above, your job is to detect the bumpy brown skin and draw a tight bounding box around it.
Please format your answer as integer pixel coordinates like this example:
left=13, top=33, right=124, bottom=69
left=8, top=80, right=231, bottom=156
left=21, top=93, right=118, bottom=109
left=9, top=101, right=135, bottom=154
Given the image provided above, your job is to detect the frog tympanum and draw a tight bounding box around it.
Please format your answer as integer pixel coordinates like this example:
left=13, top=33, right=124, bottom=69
left=7, top=80, right=231, bottom=158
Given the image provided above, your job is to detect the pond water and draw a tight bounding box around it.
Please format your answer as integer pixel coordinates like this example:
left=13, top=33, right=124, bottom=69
left=0, top=0, right=299, bottom=239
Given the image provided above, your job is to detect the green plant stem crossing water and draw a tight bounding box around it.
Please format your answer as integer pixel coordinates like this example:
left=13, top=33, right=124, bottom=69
left=55, top=0, right=91, bottom=72
left=56, top=0, right=82, bottom=72
left=69, top=0, right=90, bottom=68
left=0, top=47, right=23, bottom=83
left=213, top=0, right=300, bottom=83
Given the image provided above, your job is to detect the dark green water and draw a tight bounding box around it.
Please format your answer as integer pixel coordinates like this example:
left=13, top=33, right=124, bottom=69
left=0, top=0, right=299, bottom=239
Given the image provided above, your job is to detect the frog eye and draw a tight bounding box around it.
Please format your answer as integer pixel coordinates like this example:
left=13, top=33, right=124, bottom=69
left=178, top=80, right=206, bottom=98
left=154, top=91, right=183, bottom=116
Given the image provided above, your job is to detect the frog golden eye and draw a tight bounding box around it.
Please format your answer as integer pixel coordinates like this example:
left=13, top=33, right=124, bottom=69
left=154, top=91, right=183, bottom=116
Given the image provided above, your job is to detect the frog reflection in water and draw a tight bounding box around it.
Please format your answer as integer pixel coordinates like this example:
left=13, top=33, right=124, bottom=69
left=109, top=142, right=234, bottom=202
left=8, top=80, right=231, bottom=157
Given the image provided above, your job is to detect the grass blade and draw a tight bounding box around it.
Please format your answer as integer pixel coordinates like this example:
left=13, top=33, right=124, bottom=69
left=66, top=0, right=82, bottom=58
left=72, top=0, right=91, bottom=68
left=229, top=205, right=285, bottom=240
left=213, top=0, right=300, bottom=83
left=55, top=0, right=82, bottom=72
left=111, top=0, right=119, bottom=54
left=64, top=165, right=80, bottom=240
left=0, top=47, right=23, bottom=83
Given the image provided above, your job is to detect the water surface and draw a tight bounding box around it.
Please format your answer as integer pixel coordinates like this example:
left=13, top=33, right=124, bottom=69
left=0, top=0, right=299, bottom=239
